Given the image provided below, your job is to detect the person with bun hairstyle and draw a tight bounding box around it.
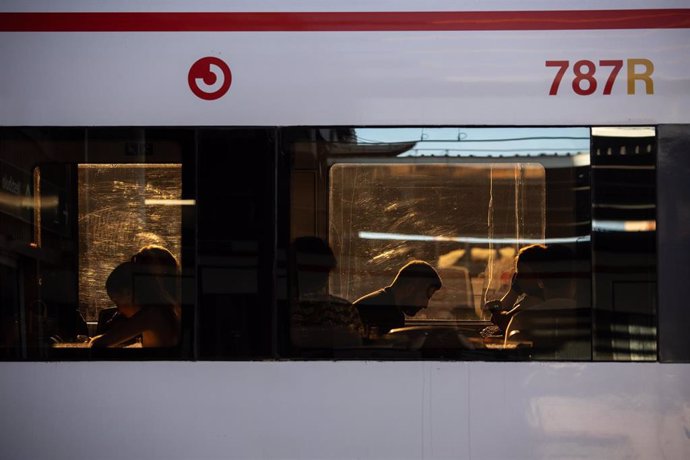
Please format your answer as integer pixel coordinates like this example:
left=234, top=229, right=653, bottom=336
left=90, top=245, right=181, bottom=348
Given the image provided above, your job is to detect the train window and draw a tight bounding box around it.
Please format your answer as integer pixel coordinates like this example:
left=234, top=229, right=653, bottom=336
left=0, top=126, right=662, bottom=361
left=284, top=127, right=598, bottom=360
left=0, top=128, right=196, bottom=359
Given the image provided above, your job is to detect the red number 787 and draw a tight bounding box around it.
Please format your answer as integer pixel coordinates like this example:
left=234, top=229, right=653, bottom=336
left=546, top=60, right=624, bottom=95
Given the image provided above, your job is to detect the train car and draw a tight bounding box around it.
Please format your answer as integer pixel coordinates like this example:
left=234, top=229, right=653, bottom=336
left=1, top=1, right=690, bottom=458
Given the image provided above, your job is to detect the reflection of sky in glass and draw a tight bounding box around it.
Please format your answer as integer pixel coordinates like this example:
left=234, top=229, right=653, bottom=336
left=355, top=127, right=589, bottom=157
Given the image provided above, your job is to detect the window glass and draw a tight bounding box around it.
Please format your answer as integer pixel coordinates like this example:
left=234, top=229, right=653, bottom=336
left=285, top=127, right=595, bottom=360
left=0, top=126, right=662, bottom=361
left=0, top=128, right=194, bottom=359
left=591, top=127, right=657, bottom=361
left=329, top=162, right=545, bottom=322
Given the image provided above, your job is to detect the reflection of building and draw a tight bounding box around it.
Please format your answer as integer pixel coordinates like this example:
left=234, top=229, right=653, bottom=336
left=590, top=130, right=656, bottom=361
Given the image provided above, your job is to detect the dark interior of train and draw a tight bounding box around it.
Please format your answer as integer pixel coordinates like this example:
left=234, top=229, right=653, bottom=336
left=0, top=126, right=665, bottom=361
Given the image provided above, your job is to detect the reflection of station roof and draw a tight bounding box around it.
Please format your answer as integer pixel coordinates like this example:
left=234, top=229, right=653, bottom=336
left=400, top=149, right=591, bottom=167
left=324, top=127, right=593, bottom=166
left=327, top=140, right=590, bottom=168
left=325, top=141, right=417, bottom=157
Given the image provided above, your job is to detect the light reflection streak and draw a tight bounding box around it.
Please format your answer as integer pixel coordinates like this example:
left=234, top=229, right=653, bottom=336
left=592, top=127, right=655, bottom=137
left=79, top=163, right=181, bottom=169
left=592, top=220, right=656, bottom=232
left=0, top=192, right=58, bottom=208
left=144, top=199, right=196, bottom=206
left=358, top=231, right=590, bottom=244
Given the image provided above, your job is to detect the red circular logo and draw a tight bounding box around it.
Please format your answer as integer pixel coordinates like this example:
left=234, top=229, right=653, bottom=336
left=188, top=57, right=232, bottom=100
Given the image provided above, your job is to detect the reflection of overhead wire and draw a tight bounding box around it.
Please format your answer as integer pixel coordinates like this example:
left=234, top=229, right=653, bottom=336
left=355, top=135, right=589, bottom=144
left=453, top=136, right=586, bottom=142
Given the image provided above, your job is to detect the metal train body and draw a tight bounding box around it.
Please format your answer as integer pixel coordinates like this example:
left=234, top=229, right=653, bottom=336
left=1, top=1, right=690, bottom=459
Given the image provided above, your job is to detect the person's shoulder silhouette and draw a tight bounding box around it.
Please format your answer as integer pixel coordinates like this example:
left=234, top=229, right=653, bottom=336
left=290, top=236, right=364, bottom=347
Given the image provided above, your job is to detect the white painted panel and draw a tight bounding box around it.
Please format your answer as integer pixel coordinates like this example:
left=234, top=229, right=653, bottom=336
left=0, top=28, right=688, bottom=126
left=1, top=362, right=689, bottom=459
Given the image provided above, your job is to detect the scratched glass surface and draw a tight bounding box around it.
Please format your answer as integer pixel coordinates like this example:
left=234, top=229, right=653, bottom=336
left=329, top=163, right=545, bottom=320
left=78, top=164, right=182, bottom=322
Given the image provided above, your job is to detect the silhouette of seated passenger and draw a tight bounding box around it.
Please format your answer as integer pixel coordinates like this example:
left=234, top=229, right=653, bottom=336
left=504, top=244, right=591, bottom=359
left=353, top=260, right=442, bottom=336
left=290, top=237, right=364, bottom=348
left=486, top=244, right=548, bottom=333
left=90, top=245, right=181, bottom=348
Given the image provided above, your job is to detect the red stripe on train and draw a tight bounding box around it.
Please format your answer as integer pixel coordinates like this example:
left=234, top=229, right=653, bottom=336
left=0, top=10, right=689, bottom=32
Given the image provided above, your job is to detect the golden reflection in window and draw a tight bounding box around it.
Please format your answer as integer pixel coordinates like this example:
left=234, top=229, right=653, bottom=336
left=78, top=164, right=182, bottom=322
left=329, top=163, right=545, bottom=321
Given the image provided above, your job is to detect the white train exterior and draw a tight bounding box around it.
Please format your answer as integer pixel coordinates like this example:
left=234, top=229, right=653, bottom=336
left=1, top=1, right=690, bottom=459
